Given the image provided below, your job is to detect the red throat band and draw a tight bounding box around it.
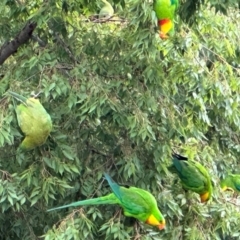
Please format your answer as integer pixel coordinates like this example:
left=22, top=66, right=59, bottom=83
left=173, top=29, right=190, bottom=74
left=158, top=19, right=171, bottom=26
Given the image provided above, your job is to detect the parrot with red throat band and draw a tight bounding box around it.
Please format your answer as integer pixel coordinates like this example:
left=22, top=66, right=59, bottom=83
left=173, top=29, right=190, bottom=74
left=153, top=0, right=179, bottom=39
left=48, top=173, right=165, bottom=230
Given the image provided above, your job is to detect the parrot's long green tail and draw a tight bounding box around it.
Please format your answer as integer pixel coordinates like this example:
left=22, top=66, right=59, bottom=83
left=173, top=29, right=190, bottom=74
left=47, top=193, right=118, bottom=212
left=8, top=91, right=27, bottom=103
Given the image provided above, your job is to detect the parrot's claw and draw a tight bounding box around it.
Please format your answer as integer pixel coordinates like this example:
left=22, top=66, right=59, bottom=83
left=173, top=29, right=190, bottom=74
left=30, top=91, right=42, bottom=98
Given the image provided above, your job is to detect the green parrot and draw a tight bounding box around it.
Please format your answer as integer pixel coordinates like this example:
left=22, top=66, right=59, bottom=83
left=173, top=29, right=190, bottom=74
left=8, top=91, right=52, bottom=150
left=169, top=153, right=213, bottom=202
left=48, top=173, right=165, bottom=230
left=99, top=0, right=114, bottom=18
left=220, top=174, right=240, bottom=193
left=153, top=0, right=179, bottom=39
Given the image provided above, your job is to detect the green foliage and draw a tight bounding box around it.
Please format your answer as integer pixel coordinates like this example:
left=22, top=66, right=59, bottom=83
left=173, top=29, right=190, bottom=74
left=179, top=0, right=240, bottom=24
left=1, top=0, right=240, bottom=239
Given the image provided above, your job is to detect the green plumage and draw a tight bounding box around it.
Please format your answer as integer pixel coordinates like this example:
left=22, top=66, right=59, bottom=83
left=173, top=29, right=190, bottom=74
left=153, top=0, right=178, bottom=20
left=220, top=174, right=240, bottom=192
left=8, top=91, right=52, bottom=150
left=169, top=154, right=213, bottom=202
left=99, top=0, right=114, bottom=18
left=48, top=173, right=165, bottom=229
left=153, top=0, right=179, bottom=38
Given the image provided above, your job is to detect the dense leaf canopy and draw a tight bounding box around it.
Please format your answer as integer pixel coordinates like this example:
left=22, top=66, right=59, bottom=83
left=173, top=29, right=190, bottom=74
left=1, top=0, right=240, bottom=239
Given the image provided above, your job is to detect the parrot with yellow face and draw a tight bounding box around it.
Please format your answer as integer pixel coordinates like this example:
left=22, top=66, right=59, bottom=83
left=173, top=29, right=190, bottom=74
left=8, top=91, right=52, bottom=150
left=220, top=174, right=240, bottom=193
left=48, top=173, right=166, bottom=230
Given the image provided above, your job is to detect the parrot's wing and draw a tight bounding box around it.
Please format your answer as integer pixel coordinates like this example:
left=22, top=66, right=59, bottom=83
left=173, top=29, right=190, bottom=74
left=120, top=187, right=151, bottom=215
left=173, top=159, right=208, bottom=191
left=233, top=176, right=240, bottom=191
left=104, top=173, right=151, bottom=215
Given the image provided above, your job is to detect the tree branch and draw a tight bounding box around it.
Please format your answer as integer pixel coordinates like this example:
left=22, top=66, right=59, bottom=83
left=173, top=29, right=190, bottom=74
left=84, top=15, right=127, bottom=24
left=53, top=33, right=79, bottom=64
left=31, top=34, right=46, bottom=47
left=0, top=22, right=37, bottom=65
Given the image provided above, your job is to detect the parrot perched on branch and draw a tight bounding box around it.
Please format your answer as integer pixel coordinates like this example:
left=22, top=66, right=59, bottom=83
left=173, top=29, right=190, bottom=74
left=8, top=91, right=52, bottom=150
left=220, top=174, right=240, bottom=193
left=169, top=153, right=213, bottom=202
left=48, top=173, right=165, bottom=230
left=153, top=0, right=179, bottom=39
left=99, top=0, right=114, bottom=18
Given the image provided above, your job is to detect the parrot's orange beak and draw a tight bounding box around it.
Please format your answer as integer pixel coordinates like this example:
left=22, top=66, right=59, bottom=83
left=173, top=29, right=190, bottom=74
left=200, top=192, right=210, bottom=203
left=146, top=215, right=165, bottom=230
left=158, top=220, right=166, bottom=230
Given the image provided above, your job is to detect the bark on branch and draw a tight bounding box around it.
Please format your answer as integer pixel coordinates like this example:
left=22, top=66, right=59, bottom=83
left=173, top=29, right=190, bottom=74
left=0, top=22, right=37, bottom=65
